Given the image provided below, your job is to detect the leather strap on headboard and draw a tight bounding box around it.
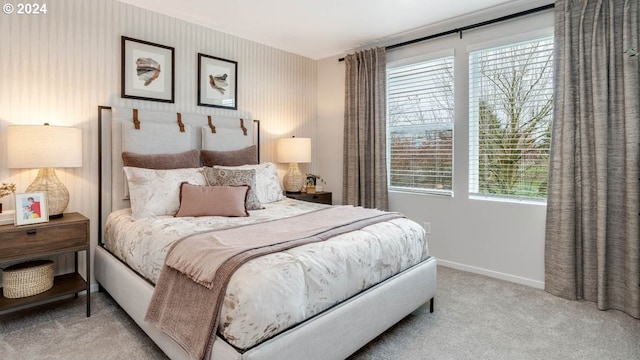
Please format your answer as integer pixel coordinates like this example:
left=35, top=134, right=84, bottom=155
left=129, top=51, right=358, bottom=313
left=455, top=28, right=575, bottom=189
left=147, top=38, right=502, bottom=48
left=240, top=118, right=247, bottom=136
left=207, top=115, right=217, bottom=133
left=132, top=109, right=140, bottom=130
left=177, top=113, right=185, bottom=132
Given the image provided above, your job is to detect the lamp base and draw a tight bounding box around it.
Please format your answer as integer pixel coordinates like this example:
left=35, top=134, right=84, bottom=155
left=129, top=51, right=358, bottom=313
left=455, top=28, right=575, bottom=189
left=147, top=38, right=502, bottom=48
left=282, top=163, right=304, bottom=193
left=25, top=168, right=69, bottom=218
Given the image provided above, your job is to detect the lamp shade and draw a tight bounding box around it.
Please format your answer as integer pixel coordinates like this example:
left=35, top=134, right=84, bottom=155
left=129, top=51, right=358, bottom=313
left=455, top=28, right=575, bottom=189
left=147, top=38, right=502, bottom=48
left=6, top=124, right=83, bottom=218
left=276, top=137, right=311, bottom=163
left=7, top=125, right=82, bottom=169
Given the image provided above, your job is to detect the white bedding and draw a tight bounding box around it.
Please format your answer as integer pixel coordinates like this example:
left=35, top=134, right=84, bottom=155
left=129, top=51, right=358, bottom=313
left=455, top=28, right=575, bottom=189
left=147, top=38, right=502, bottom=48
left=104, top=198, right=429, bottom=350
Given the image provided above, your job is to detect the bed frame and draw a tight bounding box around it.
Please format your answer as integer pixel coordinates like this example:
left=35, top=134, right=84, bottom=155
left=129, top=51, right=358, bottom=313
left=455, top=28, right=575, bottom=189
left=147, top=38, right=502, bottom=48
left=95, top=106, right=437, bottom=360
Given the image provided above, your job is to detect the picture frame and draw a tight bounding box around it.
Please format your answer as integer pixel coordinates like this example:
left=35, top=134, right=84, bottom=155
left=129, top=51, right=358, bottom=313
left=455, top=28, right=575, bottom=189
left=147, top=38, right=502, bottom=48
left=121, top=36, right=175, bottom=103
left=14, top=192, right=48, bottom=226
left=198, top=53, right=238, bottom=109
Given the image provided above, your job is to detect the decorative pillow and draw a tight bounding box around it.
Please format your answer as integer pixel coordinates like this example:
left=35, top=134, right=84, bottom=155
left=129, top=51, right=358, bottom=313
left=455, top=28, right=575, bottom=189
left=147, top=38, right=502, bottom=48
left=214, top=162, right=285, bottom=204
left=201, top=145, right=258, bottom=167
left=175, top=183, right=249, bottom=217
left=123, top=167, right=206, bottom=219
left=122, top=149, right=201, bottom=169
left=203, top=167, right=263, bottom=210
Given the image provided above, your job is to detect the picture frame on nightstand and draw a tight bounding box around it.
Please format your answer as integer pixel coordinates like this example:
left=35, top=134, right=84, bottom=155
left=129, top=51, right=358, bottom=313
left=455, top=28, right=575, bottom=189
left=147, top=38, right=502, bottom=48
left=14, top=192, right=48, bottom=226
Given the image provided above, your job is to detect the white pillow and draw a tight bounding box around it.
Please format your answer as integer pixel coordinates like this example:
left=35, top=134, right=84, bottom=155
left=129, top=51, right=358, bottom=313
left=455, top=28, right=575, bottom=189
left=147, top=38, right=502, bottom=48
left=214, top=162, right=285, bottom=203
left=123, top=167, right=207, bottom=219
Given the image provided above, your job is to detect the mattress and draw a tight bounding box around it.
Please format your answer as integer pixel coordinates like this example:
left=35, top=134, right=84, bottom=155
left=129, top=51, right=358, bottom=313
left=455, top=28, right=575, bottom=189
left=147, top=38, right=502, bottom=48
left=104, top=198, right=429, bottom=350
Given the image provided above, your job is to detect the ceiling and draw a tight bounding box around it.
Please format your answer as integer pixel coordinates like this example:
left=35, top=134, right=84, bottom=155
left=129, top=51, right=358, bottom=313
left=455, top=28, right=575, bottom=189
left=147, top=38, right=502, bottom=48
left=117, top=0, right=532, bottom=60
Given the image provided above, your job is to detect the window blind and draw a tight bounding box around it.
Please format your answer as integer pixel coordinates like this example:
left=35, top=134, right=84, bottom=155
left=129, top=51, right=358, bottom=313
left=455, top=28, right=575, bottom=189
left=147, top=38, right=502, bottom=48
left=387, top=56, right=454, bottom=193
left=468, top=37, right=554, bottom=200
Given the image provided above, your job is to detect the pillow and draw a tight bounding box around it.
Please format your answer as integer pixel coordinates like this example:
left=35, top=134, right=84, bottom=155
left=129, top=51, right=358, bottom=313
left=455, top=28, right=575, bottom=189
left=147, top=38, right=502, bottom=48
left=175, top=183, right=249, bottom=217
left=203, top=167, right=263, bottom=210
left=122, top=149, right=201, bottom=169
left=214, top=162, right=285, bottom=203
left=123, top=167, right=206, bottom=219
left=201, top=145, right=258, bottom=167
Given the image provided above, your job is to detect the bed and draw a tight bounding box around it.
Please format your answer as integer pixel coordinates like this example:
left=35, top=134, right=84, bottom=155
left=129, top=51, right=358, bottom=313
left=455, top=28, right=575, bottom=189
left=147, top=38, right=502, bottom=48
left=95, top=106, right=437, bottom=360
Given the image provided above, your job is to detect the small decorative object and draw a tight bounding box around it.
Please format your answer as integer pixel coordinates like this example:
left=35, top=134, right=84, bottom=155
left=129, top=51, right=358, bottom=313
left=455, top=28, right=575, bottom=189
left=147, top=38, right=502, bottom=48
left=14, top=192, right=48, bottom=226
left=7, top=124, right=82, bottom=218
left=121, top=36, right=175, bottom=103
left=277, top=137, right=311, bottom=193
left=198, top=53, right=238, bottom=109
left=305, top=174, right=325, bottom=194
left=0, top=182, right=16, bottom=214
left=0, top=211, right=14, bottom=225
left=2, top=260, right=54, bottom=298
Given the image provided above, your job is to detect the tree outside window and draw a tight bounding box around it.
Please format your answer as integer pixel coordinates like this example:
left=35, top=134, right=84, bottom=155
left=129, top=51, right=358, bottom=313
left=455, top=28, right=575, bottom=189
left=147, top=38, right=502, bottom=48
left=469, top=37, right=554, bottom=200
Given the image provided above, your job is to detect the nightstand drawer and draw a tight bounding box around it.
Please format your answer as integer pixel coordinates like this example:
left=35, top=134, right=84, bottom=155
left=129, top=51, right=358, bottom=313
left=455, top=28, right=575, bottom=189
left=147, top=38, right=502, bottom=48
left=0, top=222, right=88, bottom=261
left=286, top=191, right=332, bottom=205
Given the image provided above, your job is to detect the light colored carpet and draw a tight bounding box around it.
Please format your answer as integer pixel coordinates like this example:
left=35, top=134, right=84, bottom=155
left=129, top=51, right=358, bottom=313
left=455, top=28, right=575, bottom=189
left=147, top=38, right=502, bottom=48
left=1, top=266, right=638, bottom=360
left=349, top=267, right=640, bottom=360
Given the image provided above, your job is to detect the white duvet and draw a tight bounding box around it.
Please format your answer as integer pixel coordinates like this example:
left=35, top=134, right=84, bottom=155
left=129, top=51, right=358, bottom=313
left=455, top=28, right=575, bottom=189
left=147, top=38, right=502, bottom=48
left=104, top=199, right=429, bottom=350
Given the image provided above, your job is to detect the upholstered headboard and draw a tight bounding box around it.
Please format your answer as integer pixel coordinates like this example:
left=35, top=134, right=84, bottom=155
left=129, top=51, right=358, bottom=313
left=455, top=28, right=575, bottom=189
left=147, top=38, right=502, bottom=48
left=97, top=106, right=259, bottom=244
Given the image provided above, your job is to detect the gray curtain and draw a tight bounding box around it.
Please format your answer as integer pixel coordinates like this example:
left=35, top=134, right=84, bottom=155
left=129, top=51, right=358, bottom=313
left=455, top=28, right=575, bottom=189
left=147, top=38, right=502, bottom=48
left=343, top=47, right=388, bottom=210
left=545, top=0, right=640, bottom=318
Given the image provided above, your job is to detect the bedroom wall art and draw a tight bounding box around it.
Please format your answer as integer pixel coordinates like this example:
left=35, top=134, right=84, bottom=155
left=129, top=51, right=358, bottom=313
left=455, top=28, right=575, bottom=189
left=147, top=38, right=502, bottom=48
left=198, top=53, right=238, bottom=109
left=121, top=36, right=175, bottom=103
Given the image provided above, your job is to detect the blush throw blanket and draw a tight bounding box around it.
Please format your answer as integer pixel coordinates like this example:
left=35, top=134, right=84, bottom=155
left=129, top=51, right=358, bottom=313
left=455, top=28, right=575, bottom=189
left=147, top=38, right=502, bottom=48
left=145, top=206, right=403, bottom=360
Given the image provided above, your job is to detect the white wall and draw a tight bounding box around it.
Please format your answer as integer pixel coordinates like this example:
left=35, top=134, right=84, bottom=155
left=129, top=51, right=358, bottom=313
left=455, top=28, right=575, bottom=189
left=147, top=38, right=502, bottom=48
left=316, top=7, right=553, bottom=288
left=316, top=56, right=345, bottom=204
left=0, top=0, right=317, bottom=284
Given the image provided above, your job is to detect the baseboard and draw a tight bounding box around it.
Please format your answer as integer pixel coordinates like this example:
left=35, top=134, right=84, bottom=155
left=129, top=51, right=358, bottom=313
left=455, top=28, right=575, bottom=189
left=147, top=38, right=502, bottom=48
left=437, top=259, right=545, bottom=289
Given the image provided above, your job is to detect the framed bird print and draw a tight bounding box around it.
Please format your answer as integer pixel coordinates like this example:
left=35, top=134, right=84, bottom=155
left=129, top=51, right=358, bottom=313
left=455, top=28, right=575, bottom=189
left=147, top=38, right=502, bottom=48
left=121, top=36, right=175, bottom=103
left=198, top=53, right=237, bottom=109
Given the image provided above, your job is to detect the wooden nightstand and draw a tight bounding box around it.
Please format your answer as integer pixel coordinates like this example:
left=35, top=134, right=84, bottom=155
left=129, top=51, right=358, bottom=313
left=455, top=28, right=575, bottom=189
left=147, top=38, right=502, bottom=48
left=0, top=212, right=90, bottom=317
left=286, top=191, right=332, bottom=205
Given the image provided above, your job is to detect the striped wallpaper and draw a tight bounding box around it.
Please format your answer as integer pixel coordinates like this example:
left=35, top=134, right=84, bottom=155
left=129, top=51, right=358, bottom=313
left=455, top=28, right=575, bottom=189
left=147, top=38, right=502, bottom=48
left=0, top=0, right=317, bottom=283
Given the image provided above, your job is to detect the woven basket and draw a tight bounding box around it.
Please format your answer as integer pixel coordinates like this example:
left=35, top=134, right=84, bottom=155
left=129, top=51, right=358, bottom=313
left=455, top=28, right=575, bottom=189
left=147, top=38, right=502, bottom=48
left=2, top=260, right=54, bottom=299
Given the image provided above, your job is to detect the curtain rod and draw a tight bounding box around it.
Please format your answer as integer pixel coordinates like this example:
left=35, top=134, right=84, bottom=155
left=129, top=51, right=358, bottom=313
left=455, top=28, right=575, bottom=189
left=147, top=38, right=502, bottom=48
left=338, top=3, right=555, bottom=62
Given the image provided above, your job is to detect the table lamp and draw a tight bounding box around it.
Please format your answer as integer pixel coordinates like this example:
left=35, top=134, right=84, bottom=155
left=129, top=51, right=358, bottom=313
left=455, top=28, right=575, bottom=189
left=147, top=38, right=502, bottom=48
left=7, top=124, right=83, bottom=219
left=276, top=137, right=311, bottom=193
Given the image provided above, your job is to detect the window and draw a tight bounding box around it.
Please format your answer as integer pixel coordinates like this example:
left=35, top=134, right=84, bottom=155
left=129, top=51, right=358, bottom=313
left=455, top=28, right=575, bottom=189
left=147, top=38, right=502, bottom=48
left=468, top=37, right=554, bottom=200
left=387, top=56, right=454, bottom=194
